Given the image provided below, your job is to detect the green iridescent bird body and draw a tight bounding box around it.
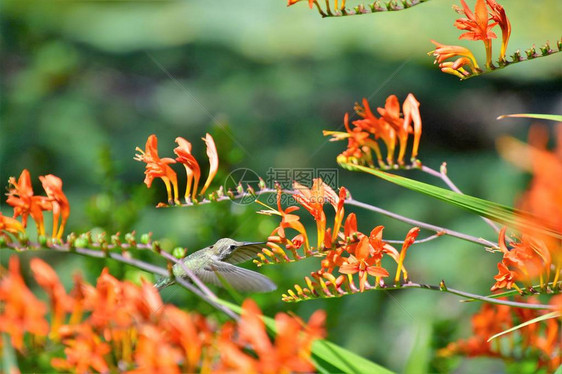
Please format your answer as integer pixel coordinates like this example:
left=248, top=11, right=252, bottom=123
left=155, top=238, right=276, bottom=293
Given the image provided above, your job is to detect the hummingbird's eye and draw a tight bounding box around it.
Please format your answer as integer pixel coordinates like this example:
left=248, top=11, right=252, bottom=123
left=229, top=245, right=236, bottom=250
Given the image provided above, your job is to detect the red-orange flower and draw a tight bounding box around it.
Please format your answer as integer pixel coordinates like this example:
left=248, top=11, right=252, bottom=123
left=293, top=178, right=336, bottom=249
left=486, top=0, right=510, bottom=60
left=134, top=134, right=179, bottom=205
left=0, top=256, right=49, bottom=351
left=339, top=236, right=390, bottom=292
left=0, top=212, right=25, bottom=235
left=39, top=174, right=70, bottom=239
left=491, top=261, right=517, bottom=291
left=325, top=94, right=423, bottom=167
left=268, top=188, right=310, bottom=252
left=6, top=169, right=52, bottom=236
left=200, top=133, right=219, bottom=196
left=394, top=227, right=420, bottom=283
left=30, top=258, right=72, bottom=340
left=453, top=0, right=497, bottom=67
left=218, top=299, right=324, bottom=373
left=429, top=41, right=480, bottom=78
left=174, top=137, right=201, bottom=201
left=51, top=324, right=111, bottom=373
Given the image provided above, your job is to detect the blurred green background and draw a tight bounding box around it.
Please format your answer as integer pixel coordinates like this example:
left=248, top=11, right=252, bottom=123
left=1, top=0, right=561, bottom=372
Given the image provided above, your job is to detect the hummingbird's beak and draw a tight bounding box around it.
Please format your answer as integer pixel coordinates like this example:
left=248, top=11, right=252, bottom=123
left=239, top=241, right=266, bottom=248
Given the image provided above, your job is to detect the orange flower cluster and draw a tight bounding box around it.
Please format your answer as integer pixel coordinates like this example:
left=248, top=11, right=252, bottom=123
left=491, top=227, right=551, bottom=292
left=134, top=134, right=218, bottom=205
left=492, top=125, right=562, bottom=292
left=0, top=256, right=325, bottom=373
left=217, top=299, right=325, bottom=372
left=323, top=93, right=422, bottom=168
left=440, top=299, right=561, bottom=371
left=430, top=0, right=511, bottom=77
left=5, top=169, right=69, bottom=239
left=257, top=178, right=419, bottom=301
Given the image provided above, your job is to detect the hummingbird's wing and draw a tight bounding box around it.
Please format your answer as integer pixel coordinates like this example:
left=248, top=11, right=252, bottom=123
left=192, top=260, right=277, bottom=293
left=223, top=242, right=265, bottom=264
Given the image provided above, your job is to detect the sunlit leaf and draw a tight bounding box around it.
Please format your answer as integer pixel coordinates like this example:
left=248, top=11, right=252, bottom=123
left=342, top=163, right=562, bottom=240
left=497, top=113, right=562, bottom=122
left=487, top=311, right=560, bottom=342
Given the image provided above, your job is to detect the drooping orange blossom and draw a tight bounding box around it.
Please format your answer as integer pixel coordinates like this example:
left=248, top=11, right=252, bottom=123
left=134, top=134, right=180, bottom=205
left=6, top=169, right=52, bottom=236
left=39, top=174, right=70, bottom=239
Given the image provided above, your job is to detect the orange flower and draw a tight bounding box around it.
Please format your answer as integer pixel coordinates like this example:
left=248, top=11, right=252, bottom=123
left=219, top=299, right=324, bottom=373
left=0, top=256, right=49, bottom=351
left=355, top=99, right=397, bottom=165
left=51, top=324, right=111, bottom=373
left=402, top=93, right=422, bottom=160
left=393, top=227, right=420, bottom=283
left=293, top=178, right=336, bottom=249
left=339, top=236, right=390, bottom=292
left=134, top=134, right=179, bottom=205
left=270, top=189, right=310, bottom=251
left=30, top=258, right=72, bottom=340
left=0, top=212, right=25, bottom=235
left=325, top=95, right=423, bottom=167
left=39, top=174, right=70, bottom=239
left=429, top=41, right=480, bottom=78
left=486, top=0, right=510, bottom=60
left=324, top=113, right=379, bottom=167
left=490, top=261, right=517, bottom=291
left=453, top=0, right=497, bottom=67
left=174, top=137, right=201, bottom=202
left=200, top=133, right=219, bottom=196
left=287, top=0, right=314, bottom=9
left=493, top=227, right=551, bottom=291
left=376, top=94, right=422, bottom=164
left=6, top=169, right=52, bottom=236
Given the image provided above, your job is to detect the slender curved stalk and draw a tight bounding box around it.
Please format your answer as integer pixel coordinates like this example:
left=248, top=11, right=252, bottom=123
left=175, top=187, right=499, bottom=249
left=346, top=197, right=498, bottom=248
left=420, top=164, right=500, bottom=233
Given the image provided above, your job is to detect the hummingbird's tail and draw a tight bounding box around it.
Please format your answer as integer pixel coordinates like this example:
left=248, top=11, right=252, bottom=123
left=154, top=276, right=174, bottom=291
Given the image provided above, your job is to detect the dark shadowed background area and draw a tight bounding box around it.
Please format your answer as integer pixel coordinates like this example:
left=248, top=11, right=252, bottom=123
left=1, top=0, right=561, bottom=372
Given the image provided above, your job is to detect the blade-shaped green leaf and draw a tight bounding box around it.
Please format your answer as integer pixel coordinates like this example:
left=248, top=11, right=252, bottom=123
left=217, top=300, right=394, bottom=374
left=343, top=163, right=562, bottom=240
left=487, top=311, right=560, bottom=342
left=497, top=113, right=562, bottom=122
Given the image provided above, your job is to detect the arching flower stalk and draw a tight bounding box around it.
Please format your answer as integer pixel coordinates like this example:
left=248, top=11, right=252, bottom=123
left=287, top=0, right=430, bottom=19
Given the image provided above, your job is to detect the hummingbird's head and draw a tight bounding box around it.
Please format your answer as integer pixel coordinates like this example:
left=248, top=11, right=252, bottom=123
left=211, top=238, right=266, bottom=258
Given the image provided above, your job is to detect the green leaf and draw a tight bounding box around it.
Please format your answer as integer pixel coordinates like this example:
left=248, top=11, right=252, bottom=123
left=217, top=299, right=394, bottom=374
left=343, top=163, right=562, bottom=240
left=404, top=324, right=431, bottom=374
left=497, top=113, right=562, bottom=122
left=2, top=333, right=18, bottom=374
left=487, top=311, right=560, bottom=342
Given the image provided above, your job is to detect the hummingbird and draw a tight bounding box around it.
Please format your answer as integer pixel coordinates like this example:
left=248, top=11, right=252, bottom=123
left=154, top=238, right=277, bottom=293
